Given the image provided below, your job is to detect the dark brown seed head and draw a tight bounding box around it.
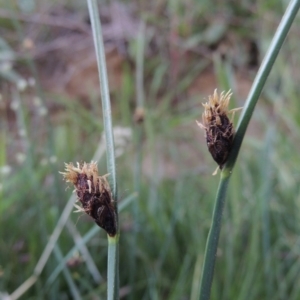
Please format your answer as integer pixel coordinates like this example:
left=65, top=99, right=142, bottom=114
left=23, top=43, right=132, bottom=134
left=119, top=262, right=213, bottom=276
left=60, top=162, right=117, bottom=236
left=197, top=90, right=235, bottom=169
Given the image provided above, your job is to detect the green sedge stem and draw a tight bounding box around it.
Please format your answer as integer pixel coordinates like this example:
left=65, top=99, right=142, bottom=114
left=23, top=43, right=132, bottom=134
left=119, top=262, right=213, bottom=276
left=226, top=0, right=300, bottom=171
left=87, top=1, right=119, bottom=299
left=87, top=0, right=117, bottom=196
left=199, top=1, right=300, bottom=300
left=199, top=172, right=230, bottom=300
left=108, top=236, right=119, bottom=300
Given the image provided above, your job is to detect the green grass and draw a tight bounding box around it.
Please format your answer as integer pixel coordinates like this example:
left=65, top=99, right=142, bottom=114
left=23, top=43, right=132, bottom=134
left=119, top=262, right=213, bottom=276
left=1, top=1, right=300, bottom=299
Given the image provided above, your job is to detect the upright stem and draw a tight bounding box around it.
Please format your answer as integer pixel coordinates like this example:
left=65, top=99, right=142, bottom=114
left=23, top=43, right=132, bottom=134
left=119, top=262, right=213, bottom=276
left=87, top=0, right=117, bottom=195
left=107, top=236, right=119, bottom=300
left=87, top=1, right=119, bottom=299
left=226, top=0, right=300, bottom=171
left=199, top=1, right=300, bottom=299
left=199, top=172, right=230, bottom=300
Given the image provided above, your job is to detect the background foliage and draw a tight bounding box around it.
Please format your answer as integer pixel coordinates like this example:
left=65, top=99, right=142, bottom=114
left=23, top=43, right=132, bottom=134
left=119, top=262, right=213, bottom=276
left=1, top=0, right=300, bottom=299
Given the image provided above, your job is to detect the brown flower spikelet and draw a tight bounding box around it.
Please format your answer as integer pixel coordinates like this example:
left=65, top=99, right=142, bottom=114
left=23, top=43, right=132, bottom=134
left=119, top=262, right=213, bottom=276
left=61, top=162, right=117, bottom=236
left=198, top=89, right=235, bottom=169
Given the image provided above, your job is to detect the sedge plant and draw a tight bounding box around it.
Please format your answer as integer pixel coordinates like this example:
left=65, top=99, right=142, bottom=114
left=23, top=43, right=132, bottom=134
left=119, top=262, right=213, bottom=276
left=86, top=0, right=119, bottom=299
left=199, top=1, right=300, bottom=300
left=85, top=0, right=117, bottom=196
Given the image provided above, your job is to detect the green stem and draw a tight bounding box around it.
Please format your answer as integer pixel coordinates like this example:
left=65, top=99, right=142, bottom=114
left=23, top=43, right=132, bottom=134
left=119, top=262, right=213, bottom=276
left=199, top=172, right=230, bottom=300
left=87, top=0, right=117, bottom=194
left=87, top=1, right=119, bottom=299
left=199, top=1, right=300, bottom=299
left=135, top=22, right=146, bottom=109
left=226, top=0, right=300, bottom=171
left=108, top=236, right=119, bottom=300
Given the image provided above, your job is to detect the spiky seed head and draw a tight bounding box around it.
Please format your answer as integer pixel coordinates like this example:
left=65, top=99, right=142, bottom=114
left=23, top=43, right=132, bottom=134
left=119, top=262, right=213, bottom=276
left=197, top=89, right=235, bottom=169
left=60, top=162, right=117, bottom=236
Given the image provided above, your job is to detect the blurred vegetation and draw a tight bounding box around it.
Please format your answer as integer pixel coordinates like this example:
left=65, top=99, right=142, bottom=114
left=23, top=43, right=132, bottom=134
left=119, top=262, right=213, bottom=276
left=1, top=0, right=300, bottom=299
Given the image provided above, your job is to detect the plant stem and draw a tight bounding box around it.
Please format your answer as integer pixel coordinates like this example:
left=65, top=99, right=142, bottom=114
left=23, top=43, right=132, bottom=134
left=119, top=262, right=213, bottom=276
left=199, top=171, right=230, bottom=300
left=199, top=1, right=300, bottom=299
left=226, top=0, right=300, bottom=171
left=108, top=236, right=119, bottom=300
left=87, top=1, right=119, bottom=299
left=87, top=0, right=117, bottom=194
